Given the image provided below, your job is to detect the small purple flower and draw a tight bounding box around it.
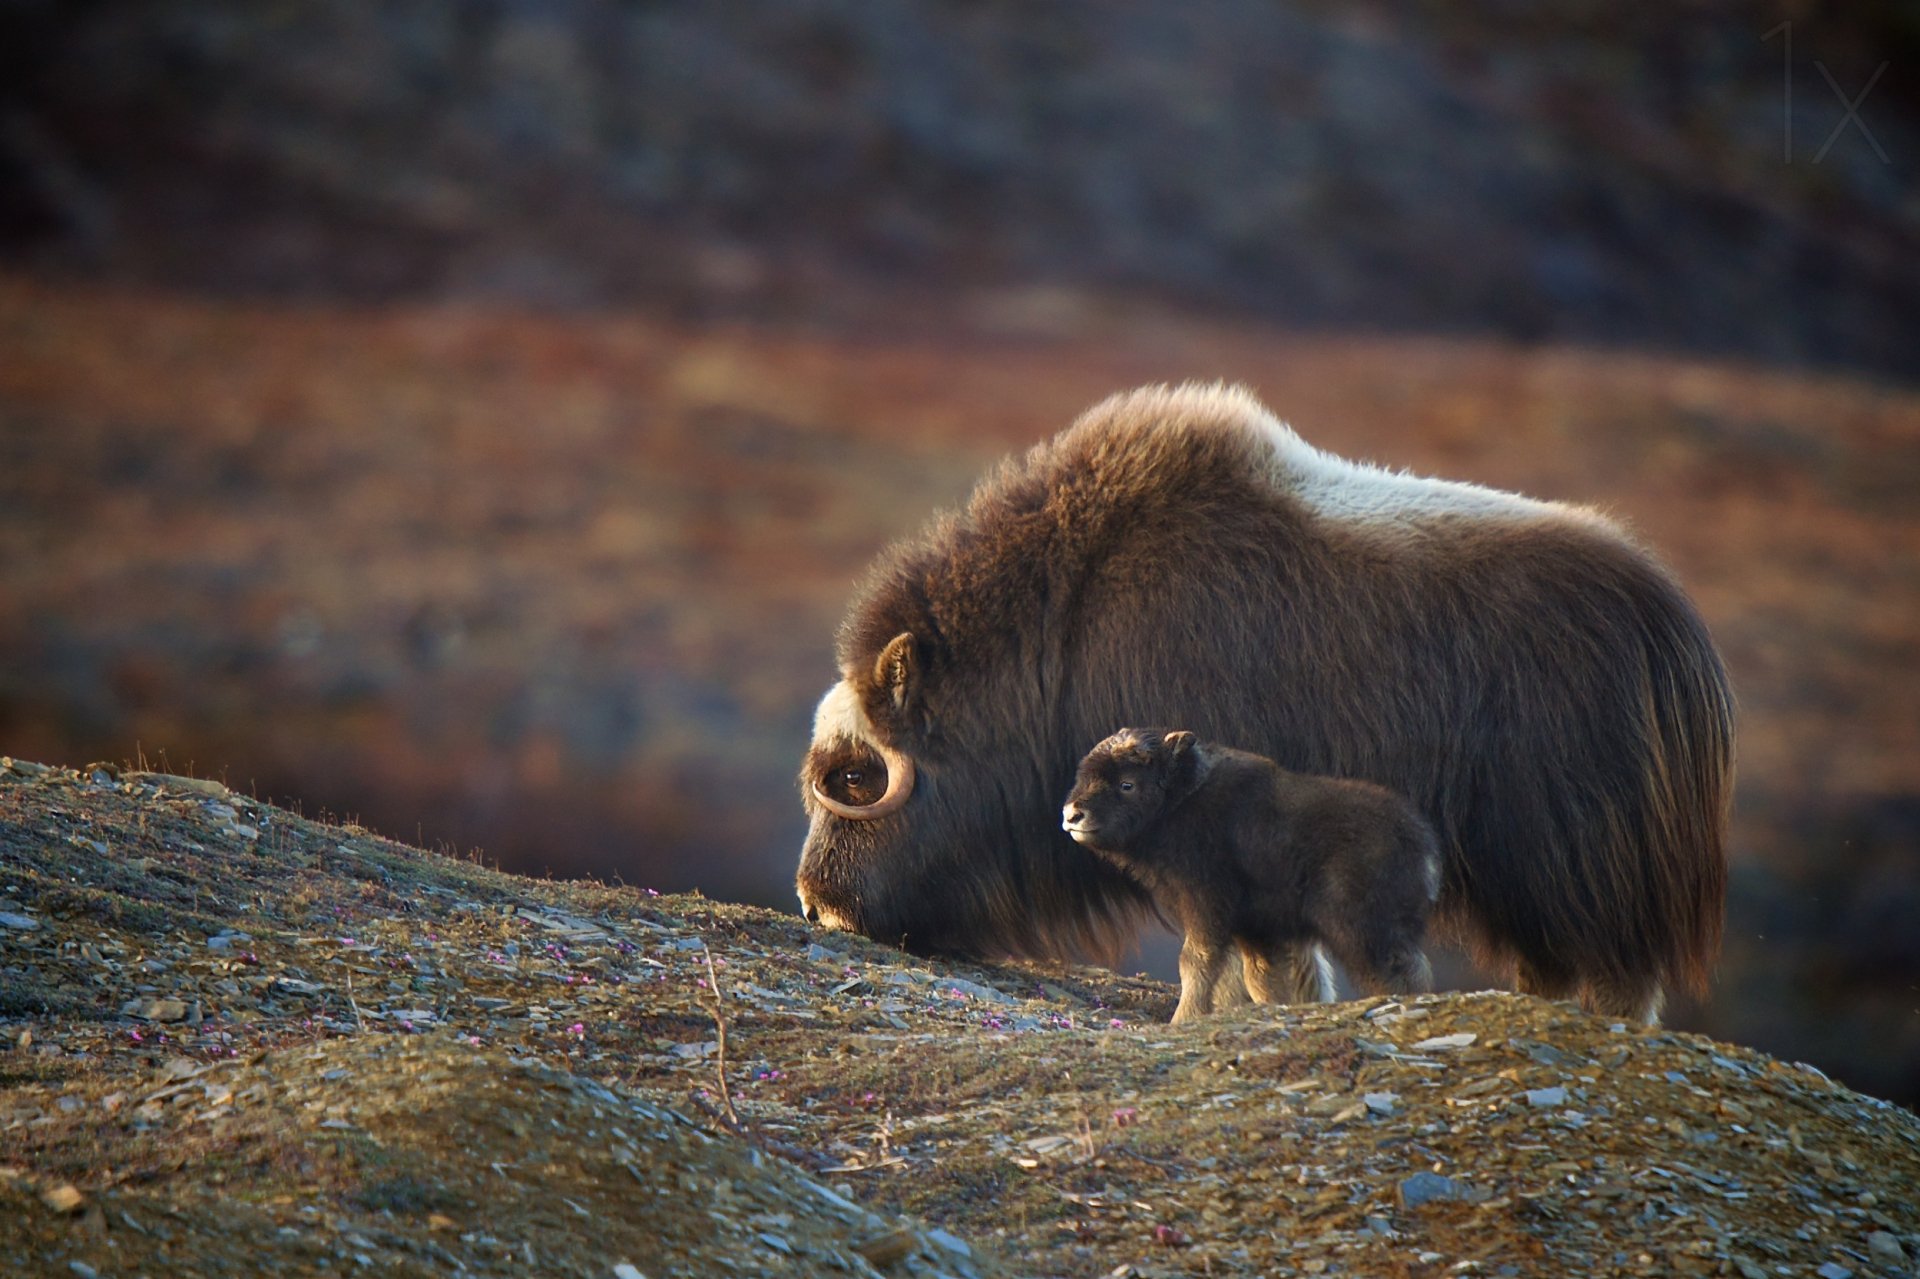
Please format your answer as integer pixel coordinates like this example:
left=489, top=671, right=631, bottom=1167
left=566, top=1022, right=585, bottom=1038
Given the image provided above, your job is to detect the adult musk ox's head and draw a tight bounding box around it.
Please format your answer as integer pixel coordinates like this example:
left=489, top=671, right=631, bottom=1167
left=793, top=467, right=1161, bottom=962
left=794, top=620, right=1146, bottom=960
left=795, top=630, right=927, bottom=941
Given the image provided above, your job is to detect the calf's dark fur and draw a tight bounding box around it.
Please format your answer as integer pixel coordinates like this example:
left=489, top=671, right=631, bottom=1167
left=1064, top=728, right=1439, bottom=1022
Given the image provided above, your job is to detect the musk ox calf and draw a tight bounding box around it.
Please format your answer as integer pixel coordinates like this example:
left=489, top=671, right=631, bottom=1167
left=796, top=382, right=1734, bottom=1022
left=1063, top=728, right=1439, bottom=1022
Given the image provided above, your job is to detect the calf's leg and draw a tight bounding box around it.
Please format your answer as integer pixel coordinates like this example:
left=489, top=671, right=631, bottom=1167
left=1172, top=930, right=1232, bottom=1024
left=1238, top=938, right=1335, bottom=1004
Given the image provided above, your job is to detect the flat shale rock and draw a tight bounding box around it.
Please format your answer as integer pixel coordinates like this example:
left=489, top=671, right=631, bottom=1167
left=3, top=761, right=1917, bottom=1277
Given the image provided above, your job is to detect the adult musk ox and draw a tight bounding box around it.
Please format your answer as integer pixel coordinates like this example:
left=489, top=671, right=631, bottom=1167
left=796, top=383, right=1734, bottom=1020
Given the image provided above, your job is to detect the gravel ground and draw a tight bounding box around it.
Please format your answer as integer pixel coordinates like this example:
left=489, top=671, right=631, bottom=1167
left=3, top=758, right=1917, bottom=1278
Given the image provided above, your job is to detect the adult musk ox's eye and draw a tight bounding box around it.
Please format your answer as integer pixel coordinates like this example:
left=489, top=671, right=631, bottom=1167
left=1119, top=780, right=1135, bottom=793
left=820, top=756, right=886, bottom=807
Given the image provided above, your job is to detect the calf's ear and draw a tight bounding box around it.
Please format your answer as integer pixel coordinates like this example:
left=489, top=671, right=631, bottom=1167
left=1162, top=731, right=1210, bottom=792
left=873, top=632, right=920, bottom=713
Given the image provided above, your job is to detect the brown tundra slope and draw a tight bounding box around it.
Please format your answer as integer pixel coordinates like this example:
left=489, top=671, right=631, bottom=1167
left=1, top=277, right=1918, bottom=1106
left=3, top=761, right=1920, bottom=1279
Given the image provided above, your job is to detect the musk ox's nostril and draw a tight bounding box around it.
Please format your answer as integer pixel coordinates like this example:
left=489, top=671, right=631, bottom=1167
left=802, top=901, right=820, bottom=923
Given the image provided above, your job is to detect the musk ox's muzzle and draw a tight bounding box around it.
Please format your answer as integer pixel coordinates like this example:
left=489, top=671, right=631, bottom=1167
left=794, top=821, right=904, bottom=944
left=795, top=737, right=918, bottom=936
left=795, top=884, right=847, bottom=929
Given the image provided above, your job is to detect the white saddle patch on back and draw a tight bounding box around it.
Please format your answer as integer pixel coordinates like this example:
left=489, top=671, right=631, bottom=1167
left=1243, top=400, right=1556, bottom=527
left=1105, top=382, right=1571, bottom=529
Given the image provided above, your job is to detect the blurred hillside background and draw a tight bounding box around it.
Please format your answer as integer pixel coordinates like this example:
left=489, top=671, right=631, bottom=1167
left=2, top=2, right=1916, bottom=1102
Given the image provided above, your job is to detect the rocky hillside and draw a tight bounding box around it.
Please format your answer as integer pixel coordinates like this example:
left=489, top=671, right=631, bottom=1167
left=4, top=760, right=1917, bottom=1278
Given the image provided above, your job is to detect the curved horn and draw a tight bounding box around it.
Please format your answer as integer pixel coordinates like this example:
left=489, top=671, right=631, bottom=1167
left=811, top=743, right=917, bottom=821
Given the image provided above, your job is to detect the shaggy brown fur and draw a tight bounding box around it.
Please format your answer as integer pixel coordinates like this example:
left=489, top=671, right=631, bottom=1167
left=1064, top=729, right=1439, bottom=1023
left=796, top=383, right=1735, bottom=1020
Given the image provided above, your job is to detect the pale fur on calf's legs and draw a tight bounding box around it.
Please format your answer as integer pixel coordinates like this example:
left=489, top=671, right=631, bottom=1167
left=1238, top=940, right=1336, bottom=1006
left=1209, top=950, right=1254, bottom=1008
left=1173, top=932, right=1232, bottom=1024
left=1288, top=942, right=1338, bottom=1002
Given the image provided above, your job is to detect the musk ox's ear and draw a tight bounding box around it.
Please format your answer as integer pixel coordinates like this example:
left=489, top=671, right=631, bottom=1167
left=873, top=632, right=920, bottom=713
left=1162, top=730, right=1196, bottom=760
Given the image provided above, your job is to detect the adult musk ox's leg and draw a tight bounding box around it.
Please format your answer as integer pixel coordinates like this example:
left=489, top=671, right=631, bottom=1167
left=1520, top=957, right=1662, bottom=1023
left=1580, top=974, right=1665, bottom=1025
left=1173, top=930, right=1233, bottom=1024
left=1349, top=916, right=1435, bottom=996
left=1401, top=949, right=1434, bottom=994
left=1514, top=956, right=1577, bottom=1002
left=1360, top=944, right=1433, bottom=996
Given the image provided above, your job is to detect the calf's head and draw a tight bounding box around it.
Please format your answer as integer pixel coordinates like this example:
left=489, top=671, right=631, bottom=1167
left=1061, top=728, right=1207, bottom=855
